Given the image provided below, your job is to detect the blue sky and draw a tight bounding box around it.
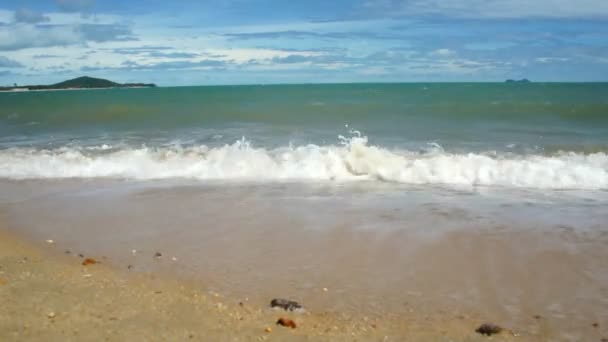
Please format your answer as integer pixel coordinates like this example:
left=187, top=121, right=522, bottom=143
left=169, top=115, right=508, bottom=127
left=0, top=0, right=607, bottom=85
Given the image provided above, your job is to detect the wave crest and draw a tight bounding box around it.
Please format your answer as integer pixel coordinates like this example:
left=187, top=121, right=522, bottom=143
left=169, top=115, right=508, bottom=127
left=1, top=136, right=607, bottom=189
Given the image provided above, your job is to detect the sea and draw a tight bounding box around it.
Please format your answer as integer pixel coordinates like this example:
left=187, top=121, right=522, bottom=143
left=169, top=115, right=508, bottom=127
left=1, top=83, right=608, bottom=335
left=1, top=83, right=607, bottom=188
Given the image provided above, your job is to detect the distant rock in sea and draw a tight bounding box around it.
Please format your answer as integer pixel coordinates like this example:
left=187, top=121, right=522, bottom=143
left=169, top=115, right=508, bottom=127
left=505, top=78, right=531, bottom=83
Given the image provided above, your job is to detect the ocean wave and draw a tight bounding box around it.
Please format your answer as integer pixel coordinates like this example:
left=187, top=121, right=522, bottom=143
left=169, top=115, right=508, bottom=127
left=0, top=136, right=607, bottom=189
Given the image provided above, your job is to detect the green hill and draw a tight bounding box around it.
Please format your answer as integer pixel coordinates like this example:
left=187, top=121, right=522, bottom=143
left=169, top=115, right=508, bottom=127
left=51, top=76, right=121, bottom=88
left=1, top=76, right=156, bottom=91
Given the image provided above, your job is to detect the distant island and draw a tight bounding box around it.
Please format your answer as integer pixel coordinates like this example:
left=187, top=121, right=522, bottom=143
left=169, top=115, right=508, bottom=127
left=505, top=78, right=531, bottom=84
left=0, top=76, right=156, bottom=92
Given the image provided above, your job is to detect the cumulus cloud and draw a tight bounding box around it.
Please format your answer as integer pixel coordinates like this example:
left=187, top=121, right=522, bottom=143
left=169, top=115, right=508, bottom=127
left=0, top=23, right=134, bottom=51
left=0, top=55, right=23, bottom=68
left=14, top=8, right=50, bottom=23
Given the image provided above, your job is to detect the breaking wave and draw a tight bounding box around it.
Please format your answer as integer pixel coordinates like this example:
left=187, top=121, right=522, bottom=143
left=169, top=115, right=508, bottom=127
left=0, top=136, right=607, bottom=190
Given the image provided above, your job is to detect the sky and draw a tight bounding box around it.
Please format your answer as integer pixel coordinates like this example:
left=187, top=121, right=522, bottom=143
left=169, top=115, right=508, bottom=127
left=0, top=0, right=607, bottom=86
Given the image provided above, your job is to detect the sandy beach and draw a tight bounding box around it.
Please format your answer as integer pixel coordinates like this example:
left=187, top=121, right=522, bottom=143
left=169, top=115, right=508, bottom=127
left=1, top=180, right=607, bottom=341
left=0, top=220, right=524, bottom=342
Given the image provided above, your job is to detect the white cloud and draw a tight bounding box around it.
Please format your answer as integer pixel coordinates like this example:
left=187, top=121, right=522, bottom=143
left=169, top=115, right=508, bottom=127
left=536, top=57, right=570, bottom=63
left=0, top=23, right=82, bottom=51
left=430, top=48, right=456, bottom=57
left=364, top=0, right=608, bottom=18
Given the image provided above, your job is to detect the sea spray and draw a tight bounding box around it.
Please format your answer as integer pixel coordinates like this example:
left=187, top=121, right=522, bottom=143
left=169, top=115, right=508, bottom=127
left=0, top=135, right=607, bottom=189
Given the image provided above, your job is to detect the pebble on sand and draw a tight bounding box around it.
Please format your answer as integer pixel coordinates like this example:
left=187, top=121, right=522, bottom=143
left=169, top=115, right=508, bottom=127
left=270, top=298, right=303, bottom=311
left=264, top=327, right=272, bottom=333
left=47, top=312, right=56, bottom=319
left=475, top=323, right=503, bottom=336
left=46, top=239, right=54, bottom=244
left=154, top=252, right=162, bottom=258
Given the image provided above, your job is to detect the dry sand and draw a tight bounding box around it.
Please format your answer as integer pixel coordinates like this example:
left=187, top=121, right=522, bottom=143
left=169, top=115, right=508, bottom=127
left=0, top=224, right=536, bottom=342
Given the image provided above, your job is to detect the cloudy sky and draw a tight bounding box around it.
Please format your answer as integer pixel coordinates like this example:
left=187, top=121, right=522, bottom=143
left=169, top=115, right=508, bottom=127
left=0, top=0, right=607, bottom=85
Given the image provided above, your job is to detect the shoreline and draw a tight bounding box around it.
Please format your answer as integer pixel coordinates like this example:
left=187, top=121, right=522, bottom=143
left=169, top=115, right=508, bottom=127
left=0, top=222, right=525, bottom=341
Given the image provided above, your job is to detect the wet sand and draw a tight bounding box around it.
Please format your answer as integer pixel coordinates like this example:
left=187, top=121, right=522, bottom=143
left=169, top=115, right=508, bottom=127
left=1, top=180, right=608, bottom=341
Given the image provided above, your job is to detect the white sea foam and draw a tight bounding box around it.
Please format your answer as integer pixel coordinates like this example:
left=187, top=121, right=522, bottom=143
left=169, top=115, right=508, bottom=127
left=0, top=136, right=607, bottom=189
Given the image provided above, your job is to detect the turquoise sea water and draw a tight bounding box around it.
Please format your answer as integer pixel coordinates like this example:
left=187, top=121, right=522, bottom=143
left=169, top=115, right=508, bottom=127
left=1, top=83, right=607, bottom=189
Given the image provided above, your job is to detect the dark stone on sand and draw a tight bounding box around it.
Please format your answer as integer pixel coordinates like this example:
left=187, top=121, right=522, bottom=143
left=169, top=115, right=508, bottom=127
left=127, top=265, right=133, bottom=270
left=154, top=252, right=162, bottom=258
left=593, top=322, right=599, bottom=328
left=65, top=250, right=71, bottom=254
left=476, top=323, right=503, bottom=336
left=270, top=298, right=303, bottom=311
left=78, top=253, right=84, bottom=258
left=534, top=315, right=542, bottom=319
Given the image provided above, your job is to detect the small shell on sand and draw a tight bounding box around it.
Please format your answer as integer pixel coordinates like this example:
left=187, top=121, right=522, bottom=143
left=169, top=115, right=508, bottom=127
left=82, top=258, right=97, bottom=266
left=46, top=239, right=54, bottom=244
left=47, top=312, right=56, bottom=319
left=276, top=318, right=297, bottom=329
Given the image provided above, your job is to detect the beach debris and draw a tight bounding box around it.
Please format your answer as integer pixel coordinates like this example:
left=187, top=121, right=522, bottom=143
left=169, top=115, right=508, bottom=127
left=46, top=239, right=54, bottom=244
left=534, top=315, right=542, bottom=319
left=270, top=298, right=303, bottom=311
left=47, top=312, right=56, bottom=319
left=476, top=323, right=503, bottom=336
left=593, top=322, right=599, bottom=328
left=171, top=256, right=178, bottom=261
left=322, top=287, right=328, bottom=292
left=82, top=258, right=97, bottom=266
left=78, top=253, right=84, bottom=258
left=276, top=318, right=297, bottom=329
left=127, top=265, right=133, bottom=270
left=601, top=338, right=608, bottom=342
left=154, top=252, right=162, bottom=258
left=65, top=250, right=71, bottom=254
left=131, top=249, right=137, bottom=255
left=264, top=327, right=272, bottom=333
